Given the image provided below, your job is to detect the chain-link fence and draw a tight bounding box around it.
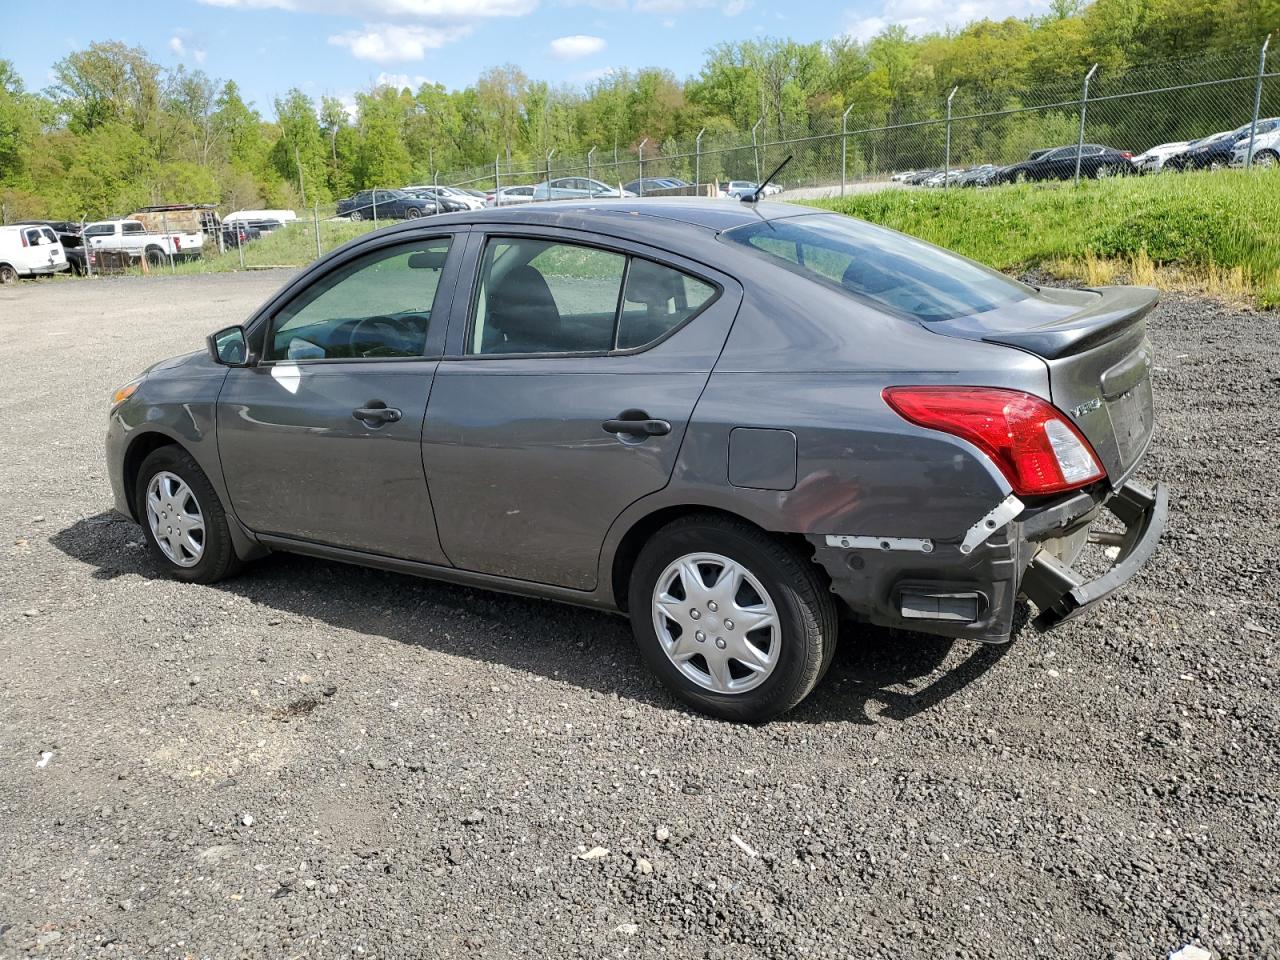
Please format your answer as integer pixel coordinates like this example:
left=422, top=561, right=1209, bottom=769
left=437, top=38, right=1277, bottom=199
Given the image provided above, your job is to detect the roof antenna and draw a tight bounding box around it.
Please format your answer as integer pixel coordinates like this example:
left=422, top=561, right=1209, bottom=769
left=743, top=154, right=792, bottom=203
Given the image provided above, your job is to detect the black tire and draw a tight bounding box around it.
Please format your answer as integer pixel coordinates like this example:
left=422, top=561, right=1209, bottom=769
left=1254, top=150, right=1278, bottom=169
left=144, top=247, right=167, bottom=269
left=406, top=207, right=422, bottom=219
left=0, top=264, right=16, bottom=284
left=350, top=209, right=363, bottom=222
left=627, top=515, right=838, bottom=723
left=135, top=446, right=243, bottom=584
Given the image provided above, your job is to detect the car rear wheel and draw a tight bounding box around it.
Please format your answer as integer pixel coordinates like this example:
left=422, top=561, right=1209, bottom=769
left=1094, top=163, right=1115, bottom=179
left=406, top=207, right=422, bottom=219
left=1255, top=150, right=1278, bottom=169
left=1013, top=170, right=1028, bottom=184
left=144, top=247, right=166, bottom=269
left=628, top=515, right=837, bottom=722
left=0, top=264, right=16, bottom=284
left=350, top=209, right=363, bottom=222
left=135, top=446, right=242, bottom=584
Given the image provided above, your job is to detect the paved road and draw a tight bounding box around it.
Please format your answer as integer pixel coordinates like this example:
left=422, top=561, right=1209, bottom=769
left=0, top=271, right=1276, bottom=959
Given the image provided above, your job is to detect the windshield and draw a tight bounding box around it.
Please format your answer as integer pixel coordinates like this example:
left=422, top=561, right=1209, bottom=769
left=722, top=214, right=1032, bottom=323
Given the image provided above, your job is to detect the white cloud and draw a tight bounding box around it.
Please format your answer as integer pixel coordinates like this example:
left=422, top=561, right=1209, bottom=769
left=722, top=0, right=747, bottom=14
left=549, top=34, right=606, bottom=60
left=376, top=70, right=432, bottom=88
left=168, top=30, right=208, bottom=64
left=843, top=0, right=1047, bottom=42
left=329, top=23, right=472, bottom=61
left=201, top=0, right=538, bottom=62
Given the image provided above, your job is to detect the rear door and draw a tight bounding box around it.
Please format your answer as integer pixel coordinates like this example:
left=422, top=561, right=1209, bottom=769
left=422, top=227, right=742, bottom=590
left=217, top=232, right=463, bottom=562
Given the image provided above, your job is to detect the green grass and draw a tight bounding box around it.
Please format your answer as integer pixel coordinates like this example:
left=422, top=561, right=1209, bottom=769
left=171, top=219, right=379, bottom=275
left=811, top=169, right=1280, bottom=307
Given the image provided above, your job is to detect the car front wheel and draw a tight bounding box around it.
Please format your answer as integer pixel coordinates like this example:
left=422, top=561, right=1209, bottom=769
left=350, top=209, right=363, bottom=221
left=628, top=515, right=837, bottom=722
left=135, top=446, right=243, bottom=584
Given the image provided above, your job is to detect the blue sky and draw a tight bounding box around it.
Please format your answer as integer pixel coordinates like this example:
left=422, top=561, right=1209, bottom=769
left=4, top=0, right=1045, bottom=119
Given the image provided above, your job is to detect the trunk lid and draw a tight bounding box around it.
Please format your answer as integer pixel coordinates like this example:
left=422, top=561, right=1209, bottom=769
left=929, top=285, right=1157, bottom=485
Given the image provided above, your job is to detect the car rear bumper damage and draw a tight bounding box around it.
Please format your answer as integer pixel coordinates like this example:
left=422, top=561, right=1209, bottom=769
left=808, top=480, right=1167, bottom=643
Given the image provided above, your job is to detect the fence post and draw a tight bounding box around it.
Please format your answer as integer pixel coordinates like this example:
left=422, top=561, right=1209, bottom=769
left=81, top=215, right=92, bottom=278
left=313, top=204, right=321, bottom=259
left=751, top=118, right=763, bottom=183
left=373, top=190, right=378, bottom=227
left=944, top=86, right=958, bottom=189
left=695, top=128, right=706, bottom=195
left=840, top=104, right=855, bottom=196
left=545, top=149, right=555, bottom=200
left=495, top=154, right=501, bottom=200
left=160, top=210, right=175, bottom=273
left=236, top=218, right=245, bottom=270
left=1247, top=35, right=1272, bottom=170
left=638, top=138, right=649, bottom=192
left=1074, top=63, right=1099, bottom=186
left=587, top=146, right=596, bottom=184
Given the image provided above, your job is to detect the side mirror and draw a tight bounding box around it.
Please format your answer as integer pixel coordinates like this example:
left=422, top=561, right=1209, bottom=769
left=207, top=325, right=251, bottom=367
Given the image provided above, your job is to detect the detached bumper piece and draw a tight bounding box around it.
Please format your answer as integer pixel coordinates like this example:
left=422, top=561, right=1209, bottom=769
left=1019, top=481, right=1168, bottom=631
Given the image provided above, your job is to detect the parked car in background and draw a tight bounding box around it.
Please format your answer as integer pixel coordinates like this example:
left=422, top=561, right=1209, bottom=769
left=904, top=169, right=937, bottom=185
left=922, top=168, right=966, bottom=187
left=996, top=144, right=1135, bottom=182
left=1230, top=126, right=1280, bottom=168
left=12, top=220, right=86, bottom=275
left=338, top=190, right=434, bottom=221
left=83, top=219, right=203, bottom=267
left=721, top=180, right=781, bottom=198
left=405, top=187, right=469, bottom=213
left=623, top=177, right=688, bottom=196
left=531, top=177, right=635, bottom=201
left=1132, top=140, right=1194, bottom=173
left=954, top=164, right=1001, bottom=188
left=107, top=198, right=1165, bottom=722
left=416, top=186, right=485, bottom=211
left=487, top=185, right=536, bottom=206
left=0, top=224, right=70, bottom=283
left=222, top=218, right=286, bottom=249
left=225, top=209, right=297, bottom=226
left=1166, top=120, right=1280, bottom=171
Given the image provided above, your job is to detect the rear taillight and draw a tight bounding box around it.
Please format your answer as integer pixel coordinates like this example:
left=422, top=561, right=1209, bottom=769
left=174, top=236, right=181, bottom=250
left=20, top=232, right=28, bottom=247
left=1120, top=151, right=1133, bottom=159
left=882, top=386, right=1106, bottom=496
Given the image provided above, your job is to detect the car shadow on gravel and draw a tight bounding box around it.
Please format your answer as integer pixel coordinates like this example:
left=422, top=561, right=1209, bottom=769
left=52, top=512, right=1014, bottom=725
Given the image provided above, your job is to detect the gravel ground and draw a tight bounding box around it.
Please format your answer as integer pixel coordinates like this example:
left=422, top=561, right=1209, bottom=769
left=1, top=271, right=1277, bottom=960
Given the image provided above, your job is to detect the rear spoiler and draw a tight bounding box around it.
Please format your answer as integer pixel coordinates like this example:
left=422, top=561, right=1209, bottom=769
left=980, top=286, right=1158, bottom=360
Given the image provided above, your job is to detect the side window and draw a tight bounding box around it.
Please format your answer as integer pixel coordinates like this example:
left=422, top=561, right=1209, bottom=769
left=24, top=228, right=43, bottom=246
left=470, top=238, right=625, bottom=355
left=123, top=222, right=146, bottom=235
left=85, top=225, right=113, bottom=238
left=469, top=237, right=716, bottom=355
left=41, top=228, right=60, bottom=244
left=617, top=259, right=716, bottom=349
left=267, top=237, right=451, bottom=361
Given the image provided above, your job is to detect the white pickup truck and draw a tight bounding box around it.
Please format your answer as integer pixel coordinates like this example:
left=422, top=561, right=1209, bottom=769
left=82, top=219, right=204, bottom=268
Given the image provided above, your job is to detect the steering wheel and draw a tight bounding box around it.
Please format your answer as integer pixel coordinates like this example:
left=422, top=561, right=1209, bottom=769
left=347, top=314, right=420, bottom=358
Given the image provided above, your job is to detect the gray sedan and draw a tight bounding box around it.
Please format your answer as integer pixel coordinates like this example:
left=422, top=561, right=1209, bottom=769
left=106, top=199, right=1165, bottom=722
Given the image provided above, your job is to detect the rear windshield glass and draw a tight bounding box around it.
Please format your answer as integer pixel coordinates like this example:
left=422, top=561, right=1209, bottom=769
left=722, top=214, right=1031, bottom=322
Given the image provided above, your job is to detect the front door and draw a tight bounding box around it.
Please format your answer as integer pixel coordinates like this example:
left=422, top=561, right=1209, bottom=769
left=218, top=235, right=460, bottom=563
left=423, top=230, right=741, bottom=590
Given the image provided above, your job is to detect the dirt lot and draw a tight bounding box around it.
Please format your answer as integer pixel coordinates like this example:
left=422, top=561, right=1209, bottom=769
left=1, top=272, right=1277, bottom=960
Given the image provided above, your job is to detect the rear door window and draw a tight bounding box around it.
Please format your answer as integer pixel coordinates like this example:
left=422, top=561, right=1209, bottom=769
left=123, top=222, right=146, bottom=235
left=723, top=214, right=1031, bottom=323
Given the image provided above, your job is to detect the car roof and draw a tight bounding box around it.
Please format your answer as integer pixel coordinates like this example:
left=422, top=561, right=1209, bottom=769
left=399, top=197, right=817, bottom=234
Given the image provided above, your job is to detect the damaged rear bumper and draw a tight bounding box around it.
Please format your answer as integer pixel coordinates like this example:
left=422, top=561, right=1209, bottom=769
left=1019, top=481, right=1167, bottom=630
left=808, top=480, right=1167, bottom=643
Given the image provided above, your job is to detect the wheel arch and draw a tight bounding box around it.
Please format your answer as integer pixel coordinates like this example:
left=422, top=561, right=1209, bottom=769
left=607, top=504, right=822, bottom=613
left=121, top=431, right=184, bottom=520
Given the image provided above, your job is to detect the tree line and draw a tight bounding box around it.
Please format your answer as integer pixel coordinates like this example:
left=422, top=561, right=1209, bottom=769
left=0, top=0, right=1273, bottom=221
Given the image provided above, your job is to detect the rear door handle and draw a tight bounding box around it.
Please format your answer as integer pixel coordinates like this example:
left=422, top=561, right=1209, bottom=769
left=602, top=415, right=671, bottom=437
left=353, top=402, right=402, bottom=425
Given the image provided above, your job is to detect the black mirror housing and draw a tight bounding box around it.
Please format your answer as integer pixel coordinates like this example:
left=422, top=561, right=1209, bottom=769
left=207, top=325, right=251, bottom=366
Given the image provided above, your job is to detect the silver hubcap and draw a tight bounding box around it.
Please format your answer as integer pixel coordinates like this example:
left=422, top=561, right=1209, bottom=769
left=652, top=553, right=780, bottom=695
left=145, top=471, right=205, bottom=568
left=1257, top=153, right=1276, bottom=168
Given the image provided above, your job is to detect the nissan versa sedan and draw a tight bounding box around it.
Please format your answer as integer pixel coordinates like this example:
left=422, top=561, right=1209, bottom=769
left=106, top=199, right=1166, bottom=722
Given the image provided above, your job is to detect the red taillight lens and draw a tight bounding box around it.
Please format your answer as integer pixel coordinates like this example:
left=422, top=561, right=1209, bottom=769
left=20, top=232, right=29, bottom=247
left=173, top=236, right=181, bottom=250
left=1120, top=151, right=1133, bottom=159
left=882, top=386, right=1106, bottom=496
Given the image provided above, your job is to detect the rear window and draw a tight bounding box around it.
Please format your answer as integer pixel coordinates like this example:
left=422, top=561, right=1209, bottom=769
left=722, top=214, right=1031, bottom=322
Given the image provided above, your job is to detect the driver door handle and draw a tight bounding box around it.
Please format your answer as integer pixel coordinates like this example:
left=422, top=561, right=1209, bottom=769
left=353, top=402, right=402, bottom=425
